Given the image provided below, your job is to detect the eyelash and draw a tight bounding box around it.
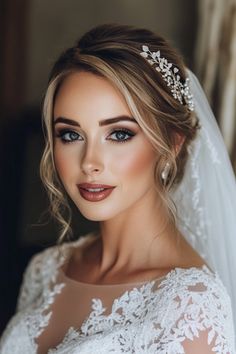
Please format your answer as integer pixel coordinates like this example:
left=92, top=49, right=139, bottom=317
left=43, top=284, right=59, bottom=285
left=54, top=128, right=136, bottom=144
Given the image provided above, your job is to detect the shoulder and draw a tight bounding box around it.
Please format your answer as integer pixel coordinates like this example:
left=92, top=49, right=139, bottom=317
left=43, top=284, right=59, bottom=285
left=160, top=264, right=229, bottom=298
left=16, top=243, right=61, bottom=312
left=22, top=231, right=95, bottom=276
left=150, top=265, right=235, bottom=353
left=159, top=265, right=233, bottom=329
left=16, top=231, right=94, bottom=312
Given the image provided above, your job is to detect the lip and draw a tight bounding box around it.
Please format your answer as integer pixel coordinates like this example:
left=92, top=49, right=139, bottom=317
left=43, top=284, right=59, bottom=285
left=78, top=185, right=115, bottom=202
left=78, top=183, right=115, bottom=189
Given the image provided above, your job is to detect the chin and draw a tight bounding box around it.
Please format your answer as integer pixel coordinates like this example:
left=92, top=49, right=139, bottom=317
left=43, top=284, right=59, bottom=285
left=76, top=204, right=118, bottom=222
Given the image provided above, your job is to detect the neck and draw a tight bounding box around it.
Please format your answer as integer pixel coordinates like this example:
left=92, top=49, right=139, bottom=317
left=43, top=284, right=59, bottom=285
left=96, top=191, right=179, bottom=277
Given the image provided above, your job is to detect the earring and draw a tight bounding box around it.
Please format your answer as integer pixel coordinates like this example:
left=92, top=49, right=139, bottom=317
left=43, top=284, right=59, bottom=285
left=161, top=162, right=170, bottom=180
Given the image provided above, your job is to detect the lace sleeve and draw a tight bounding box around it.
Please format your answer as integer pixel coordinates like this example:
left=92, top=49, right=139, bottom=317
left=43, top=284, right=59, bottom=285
left=16, top=249, right=48, bottom=313
left=181, top=328, right=230, bottom=354
left=15, top=243, right=64, bottom=313
left=155, top=276, right=235, bottom=353
left=144, top=268, right=235, bottom=354
left=178, top=283, right=235, bottom=354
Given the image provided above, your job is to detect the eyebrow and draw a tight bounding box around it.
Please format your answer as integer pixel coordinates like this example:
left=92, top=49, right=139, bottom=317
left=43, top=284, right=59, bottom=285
left=53, top=115, right=138, bottom=127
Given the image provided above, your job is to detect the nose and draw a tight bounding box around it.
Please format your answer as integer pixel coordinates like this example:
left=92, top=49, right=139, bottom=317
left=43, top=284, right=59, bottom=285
left=80, top=140, right=104, bottom=175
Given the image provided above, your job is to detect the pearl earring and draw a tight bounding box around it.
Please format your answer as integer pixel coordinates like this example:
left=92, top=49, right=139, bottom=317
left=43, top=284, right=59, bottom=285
left=161, top=162, right=170, bottom=180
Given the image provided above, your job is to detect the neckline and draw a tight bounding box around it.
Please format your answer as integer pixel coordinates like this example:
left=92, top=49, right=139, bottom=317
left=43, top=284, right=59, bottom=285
left=59, top=265, right=169, bottom=287
left=58, top=231, right=213, bottom=288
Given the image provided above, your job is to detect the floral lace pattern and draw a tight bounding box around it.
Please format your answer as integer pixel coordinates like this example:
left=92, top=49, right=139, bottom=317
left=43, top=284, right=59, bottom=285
left=0, top=244, right=67, bottom=354
left=0, top=233, right=235, bottom=354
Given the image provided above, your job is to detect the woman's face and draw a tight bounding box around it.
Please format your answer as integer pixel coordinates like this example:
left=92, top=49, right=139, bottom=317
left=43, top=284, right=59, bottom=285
left=53, top=71, right=158, bottom=221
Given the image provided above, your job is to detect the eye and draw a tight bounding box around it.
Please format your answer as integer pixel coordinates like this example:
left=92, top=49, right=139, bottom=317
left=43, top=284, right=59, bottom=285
left=54, top=127, right=136, bottom=144
left=108, top=128, right=135, bottom=143
left=55, top=129, right=81, bottom=143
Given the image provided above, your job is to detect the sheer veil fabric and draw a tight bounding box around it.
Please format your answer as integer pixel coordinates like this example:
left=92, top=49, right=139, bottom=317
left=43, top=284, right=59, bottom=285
left=171, top=69, right=236, bottom=334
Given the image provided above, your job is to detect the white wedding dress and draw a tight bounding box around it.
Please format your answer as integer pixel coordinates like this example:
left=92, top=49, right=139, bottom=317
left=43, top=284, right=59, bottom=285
left=0, top=231, right=235, bottom=354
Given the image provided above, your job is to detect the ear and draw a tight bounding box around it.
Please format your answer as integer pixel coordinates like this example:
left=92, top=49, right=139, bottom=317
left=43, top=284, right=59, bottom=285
left=173, top=132, right=185, bottom=157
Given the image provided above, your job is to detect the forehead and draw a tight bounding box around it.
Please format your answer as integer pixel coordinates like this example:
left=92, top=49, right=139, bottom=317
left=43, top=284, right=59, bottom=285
left=53, top=71, right=132, bottom=121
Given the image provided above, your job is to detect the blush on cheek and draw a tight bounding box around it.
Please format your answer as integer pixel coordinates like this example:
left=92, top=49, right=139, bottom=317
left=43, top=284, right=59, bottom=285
left=114, top=145, right=156, bottom=179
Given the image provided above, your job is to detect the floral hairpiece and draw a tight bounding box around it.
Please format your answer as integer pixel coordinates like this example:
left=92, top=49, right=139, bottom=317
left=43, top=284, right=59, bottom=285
left=140, top=45, right=194, bottom=111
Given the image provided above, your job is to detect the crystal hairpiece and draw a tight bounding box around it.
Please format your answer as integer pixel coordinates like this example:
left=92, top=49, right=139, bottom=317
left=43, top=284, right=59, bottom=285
left=140, top=45, right=194, bottom=111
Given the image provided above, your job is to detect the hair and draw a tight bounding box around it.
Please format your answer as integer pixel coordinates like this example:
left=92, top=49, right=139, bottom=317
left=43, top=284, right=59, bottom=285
left=40, top=23, right=200, bottom=244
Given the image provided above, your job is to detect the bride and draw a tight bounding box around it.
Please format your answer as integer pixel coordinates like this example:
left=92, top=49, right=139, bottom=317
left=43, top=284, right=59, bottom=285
left=0, top=23, right=235, bottom=353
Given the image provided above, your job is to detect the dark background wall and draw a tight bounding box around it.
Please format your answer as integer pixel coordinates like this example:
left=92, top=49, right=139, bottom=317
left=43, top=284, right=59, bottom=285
left=0, top=0, right=198, bottom=334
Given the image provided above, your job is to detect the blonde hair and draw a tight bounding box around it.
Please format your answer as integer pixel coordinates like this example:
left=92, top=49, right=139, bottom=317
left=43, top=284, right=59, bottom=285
left=40, top=23, right=200, bottom=244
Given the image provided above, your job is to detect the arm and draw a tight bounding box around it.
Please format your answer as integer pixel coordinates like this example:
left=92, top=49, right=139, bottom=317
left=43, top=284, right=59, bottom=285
left=169, top=279, right=235, bottom=354
left=16, top=243, right=64, bottom=313
left=182, top=328, right=223, bottom=353
left=146, top=269, right=235, bottom=353
left=16, top=252, right=44, bottom=312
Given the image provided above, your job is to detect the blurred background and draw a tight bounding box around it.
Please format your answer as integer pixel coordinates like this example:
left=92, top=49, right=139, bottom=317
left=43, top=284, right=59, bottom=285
left=0, top=0, right=235, bottom=334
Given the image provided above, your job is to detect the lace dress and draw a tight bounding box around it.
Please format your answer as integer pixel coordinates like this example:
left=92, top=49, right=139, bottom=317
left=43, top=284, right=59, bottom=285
left=0, top=231, right=235, bottom=354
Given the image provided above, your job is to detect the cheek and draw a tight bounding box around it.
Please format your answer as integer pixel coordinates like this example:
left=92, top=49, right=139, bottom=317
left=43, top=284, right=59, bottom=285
left=53, top=145, right=76, bottom=183
left=111, top=143, right=156, bottom=180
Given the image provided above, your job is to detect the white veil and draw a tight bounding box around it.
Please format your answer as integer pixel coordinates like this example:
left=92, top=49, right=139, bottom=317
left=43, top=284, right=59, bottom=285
left=171, top=69, right=236, bottom=333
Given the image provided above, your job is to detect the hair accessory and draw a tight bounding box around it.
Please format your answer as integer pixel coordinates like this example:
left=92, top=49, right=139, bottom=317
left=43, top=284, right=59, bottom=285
left=140, top=45, right=194, bottom=111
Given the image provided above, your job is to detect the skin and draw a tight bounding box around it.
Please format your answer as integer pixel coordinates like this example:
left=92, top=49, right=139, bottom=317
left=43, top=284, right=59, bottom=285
left=53, top=71, right=206, bottom=285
